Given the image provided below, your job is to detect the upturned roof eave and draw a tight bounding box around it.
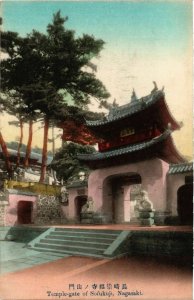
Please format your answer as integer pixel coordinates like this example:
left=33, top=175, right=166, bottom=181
left=77, top=130, right=185, bottom=166
left=78, top=129, right=170, bottom=161
left=86, top=90, right=180, bottom=130
left=160, top=134, right=186, bottom=164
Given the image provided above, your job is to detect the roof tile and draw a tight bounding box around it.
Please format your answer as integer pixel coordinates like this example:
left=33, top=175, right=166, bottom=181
left=78, top=130, right=171, bottom=161
left=168, top=163, right=193, bottom=174
left=86, top=90, right=164, bottom=127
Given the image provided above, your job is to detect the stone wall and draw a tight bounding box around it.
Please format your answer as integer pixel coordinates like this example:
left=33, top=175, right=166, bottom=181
left=0, top=203, right=6, bottom=226
left=34, top=194, right=62, bottom=225
left=0, top=191, right=9, bottom=226
left=0, top=189, right=63, bottom=226
left=129, top=230, right=193, bottom=264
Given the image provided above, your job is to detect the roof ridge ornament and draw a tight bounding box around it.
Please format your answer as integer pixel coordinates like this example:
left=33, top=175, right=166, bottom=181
left=112, top=98, right=118, bottom=108
left=131, top=89, right=138, bottom=102
left=151, top=81, right=158, bottom=94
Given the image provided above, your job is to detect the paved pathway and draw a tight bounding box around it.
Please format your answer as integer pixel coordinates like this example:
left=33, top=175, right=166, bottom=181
left=0, top=235, right=192, bottom=300
left=0, top=241, right=69, bottom=274
left=0, top=243, right=192, bottom=300
left=0, top=258, right=192, bottom=300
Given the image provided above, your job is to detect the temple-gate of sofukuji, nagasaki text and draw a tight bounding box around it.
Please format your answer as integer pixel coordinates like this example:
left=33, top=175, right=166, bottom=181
left=60, top=86, right=192, bottom=227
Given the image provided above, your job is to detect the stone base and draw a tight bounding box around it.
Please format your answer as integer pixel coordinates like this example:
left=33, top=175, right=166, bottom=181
left=164, top=216, right=180, bottom=226
left=81, top=219, right=93, bottom=224
left=140, top=218, right=155, bottom=226
left=93, top=213, right=112, bottom=224
left=138, top=210, right=155, bottom=226
left=129, top=217, right=141, bottom=225
left=139, top=212, right=155, bottom=218
left=81, top=212, right=93, bottom=224
left=154, top=211, right=172, bottom=226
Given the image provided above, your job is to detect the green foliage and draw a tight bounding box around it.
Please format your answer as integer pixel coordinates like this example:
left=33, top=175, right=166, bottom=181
left=1, top=11, right=109, bottom=179
left=1, top=90, right=39, bottom=122
left=51, top=142, right=95, bottom=183
left=1, top=10, right=110, bottom=120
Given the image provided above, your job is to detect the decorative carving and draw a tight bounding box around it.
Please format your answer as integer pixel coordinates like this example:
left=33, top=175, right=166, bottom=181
left=131, top=89, right=138, bottom=102
left=151, top=81, right=158, bottom=94
left=135, top=190, right=155, bottom=226
left=120, top=127, right=135, bottom=138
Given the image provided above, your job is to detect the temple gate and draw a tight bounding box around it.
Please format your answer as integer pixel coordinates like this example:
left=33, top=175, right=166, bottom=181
left=78, top=87, right=186, bottom=224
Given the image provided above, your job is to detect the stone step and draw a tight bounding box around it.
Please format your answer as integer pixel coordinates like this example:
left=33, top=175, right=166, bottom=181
left=40, top=238, right=110, bottom=249
left=51, top=230, right=119, bottom=238
left=35, top=242, right=105, bottom=255
left=32, top=247, right=107, bottom=258
left=54, top=228, right=121, bottom=235
left=28, top=228, right=129, bottom=259
left=47, top=234, right=115, bottom=244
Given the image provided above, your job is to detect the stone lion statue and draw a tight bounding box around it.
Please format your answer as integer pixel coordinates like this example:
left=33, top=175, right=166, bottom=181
left=135, top=190, right=154, bottom=212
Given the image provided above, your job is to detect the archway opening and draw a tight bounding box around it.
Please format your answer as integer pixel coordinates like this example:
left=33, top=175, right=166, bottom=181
left=17, top=201, right=33, bottom=224
left=74, top=196, right=87, bottom=222
left=177, top=184, right=193, bottom=225
left=105, top=173, right=142, bottom=224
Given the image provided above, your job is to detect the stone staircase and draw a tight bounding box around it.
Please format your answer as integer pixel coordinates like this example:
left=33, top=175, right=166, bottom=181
left=27, top=228, right=131, bottom=258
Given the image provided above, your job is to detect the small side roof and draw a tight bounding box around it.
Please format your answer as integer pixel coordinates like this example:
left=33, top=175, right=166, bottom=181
left=0, top=148, right=53, bottom=166
left=168, top=162, right=193, bottom=175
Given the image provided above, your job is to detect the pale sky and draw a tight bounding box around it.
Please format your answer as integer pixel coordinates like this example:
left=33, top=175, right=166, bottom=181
left=1, top=1, right=192, bottom=158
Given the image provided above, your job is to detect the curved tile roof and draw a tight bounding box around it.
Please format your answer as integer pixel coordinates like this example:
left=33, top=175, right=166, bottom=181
left=78, top=129, right=171, bottom=161
left=0, top=148, right=53, bottom=165
left=86, top=90, right=164, bottom=127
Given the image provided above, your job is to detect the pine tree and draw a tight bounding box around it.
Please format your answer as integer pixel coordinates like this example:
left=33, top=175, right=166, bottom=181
left=0, top=90, right=40, bottom=169
left=0, top=97, right=12, bottom=177
left=1, top=11, right=110, bottom=182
